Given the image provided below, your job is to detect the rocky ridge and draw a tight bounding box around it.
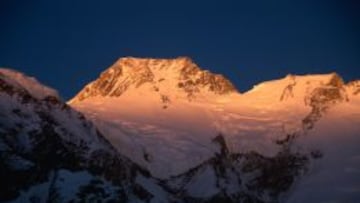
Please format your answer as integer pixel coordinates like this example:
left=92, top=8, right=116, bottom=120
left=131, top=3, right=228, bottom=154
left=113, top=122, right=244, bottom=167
left=71, top=57, right=237, bottom=102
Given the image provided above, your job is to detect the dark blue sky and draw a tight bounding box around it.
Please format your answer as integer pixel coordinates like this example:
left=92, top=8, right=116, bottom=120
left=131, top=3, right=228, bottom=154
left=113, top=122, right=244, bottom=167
left=1, top=0, right=359, bottom=99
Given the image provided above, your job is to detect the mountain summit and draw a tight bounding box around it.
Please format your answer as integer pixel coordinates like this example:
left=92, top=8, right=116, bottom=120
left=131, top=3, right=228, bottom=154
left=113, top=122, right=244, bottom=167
left=71, top=57, right=237, bottom=103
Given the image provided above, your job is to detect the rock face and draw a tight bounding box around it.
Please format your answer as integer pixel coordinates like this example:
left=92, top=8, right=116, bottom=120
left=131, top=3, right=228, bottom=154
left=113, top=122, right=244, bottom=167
left=347, top=80, right=360, bottom=95
left=71, top=57, right=237, bottom=102
left=302, top=73, right=348, bottom=130
left=276, top=73, right=349, bottom=131
left=163, top=134, right=311, bottom=203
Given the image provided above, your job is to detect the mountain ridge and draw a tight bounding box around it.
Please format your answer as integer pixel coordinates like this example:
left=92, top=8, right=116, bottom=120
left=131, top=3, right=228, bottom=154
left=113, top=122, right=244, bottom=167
left=70, top=57, right=238, bottom=103
left=70, top=57, right=358, bottom=105
left=1, top=60, right=360, bottom=202
left=0, top=68, right=60, bottom=100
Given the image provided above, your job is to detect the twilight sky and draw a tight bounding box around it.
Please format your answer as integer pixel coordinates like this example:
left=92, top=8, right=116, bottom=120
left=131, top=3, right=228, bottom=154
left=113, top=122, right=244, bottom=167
left=0, top=0, right=359, bottom=99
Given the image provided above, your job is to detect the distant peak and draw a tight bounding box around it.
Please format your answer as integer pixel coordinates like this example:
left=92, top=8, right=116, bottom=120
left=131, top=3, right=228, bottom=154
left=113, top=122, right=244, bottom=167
left=70, top=57, right=237, bottom=102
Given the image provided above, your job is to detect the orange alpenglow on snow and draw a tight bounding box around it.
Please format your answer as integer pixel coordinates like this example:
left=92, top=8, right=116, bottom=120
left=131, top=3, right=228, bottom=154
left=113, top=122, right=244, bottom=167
left=1, top=58, right=359, bottom=202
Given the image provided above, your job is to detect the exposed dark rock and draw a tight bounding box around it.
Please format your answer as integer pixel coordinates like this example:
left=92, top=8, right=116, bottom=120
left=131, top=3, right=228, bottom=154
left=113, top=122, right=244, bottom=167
left=302, top=74, right=348, bottom=130
left=347, top=80, right=360, bottom=95
left=212, top=134, right=229, bottom=157
left=280, top=75, right=296, bottom=101
left=164, top=133, right=311, bottom=203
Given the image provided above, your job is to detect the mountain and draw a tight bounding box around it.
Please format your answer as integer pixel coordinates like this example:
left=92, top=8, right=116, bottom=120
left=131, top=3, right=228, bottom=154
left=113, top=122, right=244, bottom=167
left=1, top=57, right=360, bottom=202
left=0, top=67, right=312, bottom=203
left=70, top=57, right=360, bottom=202
left=0, top=66, right=315, bottom=203
left=70, top=57, right=236, bottom=104
left=0, top=68, right=170, bottom=202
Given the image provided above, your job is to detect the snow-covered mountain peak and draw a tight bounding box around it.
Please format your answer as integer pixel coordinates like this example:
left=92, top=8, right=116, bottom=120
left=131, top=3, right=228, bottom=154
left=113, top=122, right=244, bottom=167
left=70, top=57, right=237, bottom=103
left=244, top=72, right=347, bottom=101
left=0, top=68, right=59, bottom=100
left=249, top=72, right=343, bottom=91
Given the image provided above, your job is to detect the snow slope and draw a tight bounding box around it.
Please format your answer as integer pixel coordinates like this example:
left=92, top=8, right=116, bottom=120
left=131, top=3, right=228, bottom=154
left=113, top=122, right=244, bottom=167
left=0, top=68, right=171, bottom=202
left=70, top=57, right=360, bottom=202
left=288, top=95, right=360, bottom=203
left=0, top=68, right=59, bottom=99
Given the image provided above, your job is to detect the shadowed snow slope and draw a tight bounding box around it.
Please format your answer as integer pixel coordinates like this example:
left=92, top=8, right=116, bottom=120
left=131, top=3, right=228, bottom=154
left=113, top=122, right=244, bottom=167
left=0, top=68, right=60, bottom=100
left=70, top=57, right=360, bottom=202
left=0, top=68, right=171, bottom=202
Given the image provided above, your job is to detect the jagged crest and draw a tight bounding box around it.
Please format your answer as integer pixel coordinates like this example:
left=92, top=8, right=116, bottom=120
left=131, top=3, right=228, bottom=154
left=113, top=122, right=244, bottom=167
left=70, top=57, right=237, bottom=102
